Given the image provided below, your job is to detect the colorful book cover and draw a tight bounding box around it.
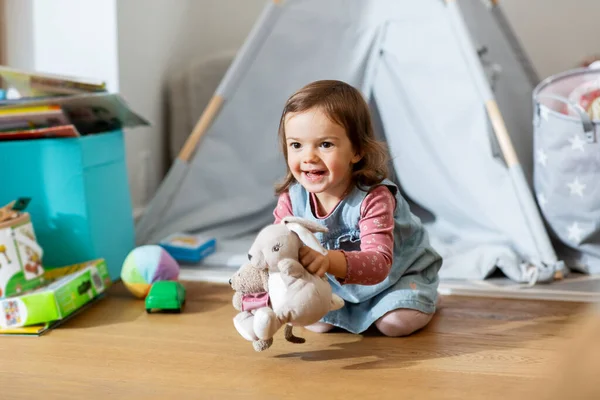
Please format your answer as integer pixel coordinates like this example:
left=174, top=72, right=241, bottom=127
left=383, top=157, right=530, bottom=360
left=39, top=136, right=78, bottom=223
left=0, top=295, right=106, bottom=336
left=0, top=92, right=149, bottom=135
left=0, top=104, right=60, bottom=116
left=0, top=124, right=80, bottom=141
left=0, top=259, right=109, bottom=336
left=0, top=66, right=106, bottom=97
left=0, top=105, right=70, bottom=132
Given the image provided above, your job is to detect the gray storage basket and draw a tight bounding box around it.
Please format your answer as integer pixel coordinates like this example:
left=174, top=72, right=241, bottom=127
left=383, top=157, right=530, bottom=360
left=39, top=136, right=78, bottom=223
left=533, top=68, right=600, bottom=274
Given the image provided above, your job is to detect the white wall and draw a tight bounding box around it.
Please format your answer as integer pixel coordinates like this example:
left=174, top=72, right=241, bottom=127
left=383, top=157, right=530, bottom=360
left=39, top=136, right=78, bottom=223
left=116, top=0, right=191, bottom=211
left=4, top=0, right=34, bottom=69
left=501, top=0, right=600, bottom=78
left=16, top=0, right=120, bottom=91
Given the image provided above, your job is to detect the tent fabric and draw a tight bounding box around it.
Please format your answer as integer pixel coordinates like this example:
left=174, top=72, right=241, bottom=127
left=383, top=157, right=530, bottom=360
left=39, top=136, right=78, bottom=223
left=137, top=0, right=558, bottom=283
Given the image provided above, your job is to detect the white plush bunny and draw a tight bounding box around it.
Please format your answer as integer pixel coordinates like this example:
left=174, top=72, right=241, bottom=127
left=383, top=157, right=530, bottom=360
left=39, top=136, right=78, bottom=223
left=233, top=216, right=344, bottom=346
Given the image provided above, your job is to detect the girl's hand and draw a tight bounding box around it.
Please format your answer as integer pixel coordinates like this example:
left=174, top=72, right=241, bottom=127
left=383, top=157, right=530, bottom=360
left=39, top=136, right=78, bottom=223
left=298, top=246, right=330, bottom=277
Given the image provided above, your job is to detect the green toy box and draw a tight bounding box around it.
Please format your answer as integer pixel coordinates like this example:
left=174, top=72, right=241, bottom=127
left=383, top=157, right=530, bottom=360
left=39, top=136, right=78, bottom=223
left=0, top=259, right=111, bottom=329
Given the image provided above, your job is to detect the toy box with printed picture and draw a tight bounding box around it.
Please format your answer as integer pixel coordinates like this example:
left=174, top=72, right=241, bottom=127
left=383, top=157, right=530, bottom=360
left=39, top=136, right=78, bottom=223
left=159, top=233, right=216, bottom=263
left=0, top=259, right=111, bottom=330
left=0, top=199, right=46, bottom=298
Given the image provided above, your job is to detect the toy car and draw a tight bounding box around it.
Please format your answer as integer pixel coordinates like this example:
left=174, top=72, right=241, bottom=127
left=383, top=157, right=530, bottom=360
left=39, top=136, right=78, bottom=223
left=145, top=281, right=186, bottom=313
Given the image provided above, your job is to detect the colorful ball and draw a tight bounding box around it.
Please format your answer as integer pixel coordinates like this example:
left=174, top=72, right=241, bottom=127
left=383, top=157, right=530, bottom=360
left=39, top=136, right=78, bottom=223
left=120, top=245, right=180, bottom=298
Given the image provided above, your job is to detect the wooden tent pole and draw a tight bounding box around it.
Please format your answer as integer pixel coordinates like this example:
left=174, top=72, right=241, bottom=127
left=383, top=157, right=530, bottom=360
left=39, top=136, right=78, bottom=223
left=177, top=95, right=224, bottom=163
left=444, top=0, right=562, bottom=280
left=485, top=100, right=519, bottom=166
left=176, top=0, right=283, bottom=163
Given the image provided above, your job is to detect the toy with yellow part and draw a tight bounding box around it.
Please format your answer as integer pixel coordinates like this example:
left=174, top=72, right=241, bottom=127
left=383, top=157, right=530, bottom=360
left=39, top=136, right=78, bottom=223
left=120, top=245, right=180, bottom=299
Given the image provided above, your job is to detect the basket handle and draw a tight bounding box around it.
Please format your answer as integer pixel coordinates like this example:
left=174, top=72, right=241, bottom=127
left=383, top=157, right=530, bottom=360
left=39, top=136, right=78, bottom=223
left=535, top=93, right=596, bottom=143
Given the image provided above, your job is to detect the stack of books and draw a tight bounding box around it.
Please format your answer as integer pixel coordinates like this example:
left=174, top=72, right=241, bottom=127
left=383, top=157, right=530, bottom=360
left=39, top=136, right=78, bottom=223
left=0, top=66, right=148, bottom=141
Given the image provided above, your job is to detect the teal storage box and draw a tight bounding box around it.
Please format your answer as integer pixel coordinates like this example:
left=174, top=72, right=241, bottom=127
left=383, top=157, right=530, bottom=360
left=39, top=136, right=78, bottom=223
left=0, top=130, right=134, bottom=280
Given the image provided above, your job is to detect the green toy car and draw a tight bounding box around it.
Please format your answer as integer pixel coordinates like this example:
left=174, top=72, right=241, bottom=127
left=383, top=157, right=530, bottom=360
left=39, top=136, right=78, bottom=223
left=145, top=281, right=186, bottom=313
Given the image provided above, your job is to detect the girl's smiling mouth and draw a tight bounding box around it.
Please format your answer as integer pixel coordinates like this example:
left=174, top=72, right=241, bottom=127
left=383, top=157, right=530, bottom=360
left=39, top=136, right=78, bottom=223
left=303, top=170, right=327, bottom=182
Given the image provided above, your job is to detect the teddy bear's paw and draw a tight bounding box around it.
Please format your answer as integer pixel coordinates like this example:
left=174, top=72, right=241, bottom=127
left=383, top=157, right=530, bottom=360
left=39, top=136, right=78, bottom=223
left=254, top=307, right=281, bottom=340
left=252, top=338, right=273, bottom=352
left=233, top=312, right=259, bottom=341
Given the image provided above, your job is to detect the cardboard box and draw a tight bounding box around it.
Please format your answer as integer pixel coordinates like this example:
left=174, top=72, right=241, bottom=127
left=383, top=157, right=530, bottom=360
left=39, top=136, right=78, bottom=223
left=0, top=295, right=105, bottom=336
left=0, top=211, right=46, bottom=298
left=159, top=233, right=216, bottom=263
left=0, top=259, right=110, bottom=329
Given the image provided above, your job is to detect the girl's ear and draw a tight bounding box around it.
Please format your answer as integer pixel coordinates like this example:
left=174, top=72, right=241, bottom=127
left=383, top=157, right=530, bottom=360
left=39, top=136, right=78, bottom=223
left=351, top=152, right=362, bottom=164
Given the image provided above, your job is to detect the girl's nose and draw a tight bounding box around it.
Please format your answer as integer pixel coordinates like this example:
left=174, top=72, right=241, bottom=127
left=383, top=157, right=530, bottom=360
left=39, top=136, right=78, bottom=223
left=302, top=148, right=319, bottom=164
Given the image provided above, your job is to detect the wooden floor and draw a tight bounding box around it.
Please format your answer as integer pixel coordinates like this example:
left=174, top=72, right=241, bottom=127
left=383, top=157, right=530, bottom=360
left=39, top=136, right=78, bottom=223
left=1, top=281, right=598, bottom=400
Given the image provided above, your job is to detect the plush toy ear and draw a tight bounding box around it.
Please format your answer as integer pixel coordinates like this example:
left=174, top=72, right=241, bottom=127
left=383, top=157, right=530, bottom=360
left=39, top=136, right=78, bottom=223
left=285, top=222, right=328, bottom=256
left=281, top=216, right=328, bottom=234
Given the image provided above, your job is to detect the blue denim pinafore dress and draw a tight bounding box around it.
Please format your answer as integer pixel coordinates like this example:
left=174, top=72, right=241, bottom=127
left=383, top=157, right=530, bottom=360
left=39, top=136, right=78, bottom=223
left=289, top=179, right=442, bottom=333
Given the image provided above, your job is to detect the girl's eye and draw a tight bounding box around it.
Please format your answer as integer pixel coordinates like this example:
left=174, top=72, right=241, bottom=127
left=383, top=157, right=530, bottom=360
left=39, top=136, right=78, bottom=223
left=320, top=142, right=334, bottom=149
left=289, top=142, right=301, bottom=149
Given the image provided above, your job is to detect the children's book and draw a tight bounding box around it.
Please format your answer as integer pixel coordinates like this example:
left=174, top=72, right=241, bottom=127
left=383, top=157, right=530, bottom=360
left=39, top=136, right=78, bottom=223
left=0, top=92, right=149, bottom=135
left=0, top=66, right=106, bottom=97
left=0, top=104, right=70, bottom=132
left=0, top=104, right=61, bottom=116
left=0, top=124, right=80, bottom=141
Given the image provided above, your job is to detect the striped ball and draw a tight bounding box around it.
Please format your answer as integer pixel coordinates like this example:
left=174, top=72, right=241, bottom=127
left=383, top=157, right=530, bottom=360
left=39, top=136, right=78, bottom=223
left=120, top=245, right=180, bottom=298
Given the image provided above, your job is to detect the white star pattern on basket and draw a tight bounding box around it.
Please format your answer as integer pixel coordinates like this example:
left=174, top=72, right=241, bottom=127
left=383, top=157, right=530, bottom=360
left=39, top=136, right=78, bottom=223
left=536, top=149, right=548, bottom=166
left=568, top=134, right=586, bottom=152
left=567, top=177, right=586, bottom=197
left=540, top=106, right=550, bottom=121
left=567, top=222, right=584, bottom=242
left=537, top=192, right=547, bottom=208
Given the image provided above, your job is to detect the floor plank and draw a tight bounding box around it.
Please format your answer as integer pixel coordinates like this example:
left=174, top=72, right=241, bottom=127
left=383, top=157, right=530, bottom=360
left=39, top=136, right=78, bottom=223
left=0, top=281, right=593, bottom=399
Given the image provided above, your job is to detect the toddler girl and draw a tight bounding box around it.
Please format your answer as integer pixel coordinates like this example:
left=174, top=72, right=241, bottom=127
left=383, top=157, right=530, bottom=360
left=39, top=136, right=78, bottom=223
left=273, top=80, right=442, bottom=337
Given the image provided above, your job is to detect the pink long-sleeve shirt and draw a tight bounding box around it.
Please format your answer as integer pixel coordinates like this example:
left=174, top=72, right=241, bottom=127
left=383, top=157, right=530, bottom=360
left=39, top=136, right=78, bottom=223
left=273, top=185, right=395, bottom=285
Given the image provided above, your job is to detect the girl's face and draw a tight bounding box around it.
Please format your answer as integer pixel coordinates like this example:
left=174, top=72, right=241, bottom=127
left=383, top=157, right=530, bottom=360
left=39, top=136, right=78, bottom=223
left=284, top=107, right=361, bottom=199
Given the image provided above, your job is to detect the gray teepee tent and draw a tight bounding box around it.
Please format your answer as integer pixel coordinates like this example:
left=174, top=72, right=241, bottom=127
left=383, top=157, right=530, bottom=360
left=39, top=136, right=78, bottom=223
left=137, top=0, right=565, bottom=284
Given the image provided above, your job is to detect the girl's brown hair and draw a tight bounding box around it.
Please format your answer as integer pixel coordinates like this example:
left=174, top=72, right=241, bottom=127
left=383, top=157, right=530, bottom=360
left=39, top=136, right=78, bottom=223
left=275, top=80, right=389, bottom=195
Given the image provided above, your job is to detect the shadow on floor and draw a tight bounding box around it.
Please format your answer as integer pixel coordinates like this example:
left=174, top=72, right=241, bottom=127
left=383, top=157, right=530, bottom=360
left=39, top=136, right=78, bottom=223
left=275, top=297, right=589, bottom=370
left=59, top=281, right=229, bottom=329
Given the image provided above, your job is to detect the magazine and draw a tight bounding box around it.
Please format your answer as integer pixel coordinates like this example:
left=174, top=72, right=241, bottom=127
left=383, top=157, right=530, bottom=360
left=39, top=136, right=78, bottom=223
left=0, top=66, right=106, bottom=97
left=0, top=125, right=80, bottom=141
left=0, top=92, right=149, bottom=134
left=0, top=105, right=70, bottom=132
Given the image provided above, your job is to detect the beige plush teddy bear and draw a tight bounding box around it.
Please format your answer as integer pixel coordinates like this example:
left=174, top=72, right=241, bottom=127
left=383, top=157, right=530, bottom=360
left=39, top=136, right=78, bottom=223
left=239, top=216, right=344, bottom=345
left=230, top=262, right=304, bottom=351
